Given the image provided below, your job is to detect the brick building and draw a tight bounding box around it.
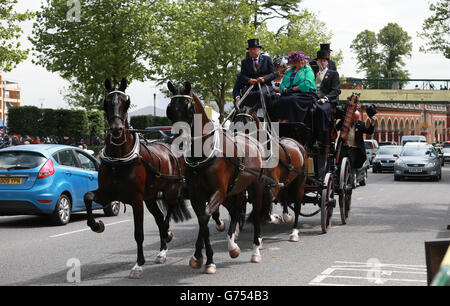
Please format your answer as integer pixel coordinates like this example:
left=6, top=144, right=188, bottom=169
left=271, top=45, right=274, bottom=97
left=0, top=72, right=22, bottom=130
left=339, top=88, right=450, bottom=144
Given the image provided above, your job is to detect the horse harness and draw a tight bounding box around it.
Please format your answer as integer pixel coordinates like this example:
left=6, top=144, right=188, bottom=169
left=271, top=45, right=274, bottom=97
left=99, top=132, right=184, bottom=182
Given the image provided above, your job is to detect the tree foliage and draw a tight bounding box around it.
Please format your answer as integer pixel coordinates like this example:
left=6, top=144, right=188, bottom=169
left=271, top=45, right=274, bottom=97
left=152, top=0, right=256, bottom=122
left=0, top=0, right=33, bottom=72
left=30, top=0, right=163, bottom=109
left=419, top=0, right=450, bottom=59
left=251, top=0, right=302, bottom=29
left=352, top=23, right=412, bottom=87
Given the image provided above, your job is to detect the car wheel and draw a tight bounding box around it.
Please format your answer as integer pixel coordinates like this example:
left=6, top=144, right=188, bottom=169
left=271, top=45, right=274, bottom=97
left=104, top=201, right=121, bottom=217
left=51, top=194, right=71, bottom=226
left=360, top=170, right=367, bottom=186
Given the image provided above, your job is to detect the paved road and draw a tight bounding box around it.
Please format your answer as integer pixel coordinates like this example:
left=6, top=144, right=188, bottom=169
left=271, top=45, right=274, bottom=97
left=0, top=167, right=448, bottom=286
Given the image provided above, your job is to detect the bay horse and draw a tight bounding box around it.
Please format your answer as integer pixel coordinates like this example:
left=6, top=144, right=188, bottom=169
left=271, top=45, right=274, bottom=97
left=233, top=105, right=308, bottom=242
left=166, top=81, right=270, bottom=274
left=84, top=78, right=191, bottom=279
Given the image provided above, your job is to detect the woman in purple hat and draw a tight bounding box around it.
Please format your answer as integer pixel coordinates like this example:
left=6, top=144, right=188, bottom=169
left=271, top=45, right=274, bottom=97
left=276, top=51, right=317, bottom=123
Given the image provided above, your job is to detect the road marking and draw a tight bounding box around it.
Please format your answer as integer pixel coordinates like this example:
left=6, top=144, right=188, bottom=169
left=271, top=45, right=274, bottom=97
left=50, top=220, right=131, bottom=238
left=310, top=260, right=427, bottom=286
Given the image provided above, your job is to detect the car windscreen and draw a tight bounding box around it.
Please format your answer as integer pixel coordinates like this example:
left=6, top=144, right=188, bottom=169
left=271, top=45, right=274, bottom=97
left=442, top=148, right=450, bottom=153
left=365, top=142, right=372, bottom=150
left=0, top=151, right=47, bottom=170
left=400, top=147, right=435, bottom=157
left=378, top=147, right=401, bottom=155
left=443, top=143, right=450, bottom=148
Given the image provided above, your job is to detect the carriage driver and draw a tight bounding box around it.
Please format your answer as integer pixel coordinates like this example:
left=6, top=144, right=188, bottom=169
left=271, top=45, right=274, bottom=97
left=237, top=39, right=278, bottom=116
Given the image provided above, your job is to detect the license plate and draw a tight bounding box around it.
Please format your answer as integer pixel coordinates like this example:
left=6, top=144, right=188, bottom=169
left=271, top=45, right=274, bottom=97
left=410, top=168, right=423, bottom=173
left=0, top=178, right=23, bottom=185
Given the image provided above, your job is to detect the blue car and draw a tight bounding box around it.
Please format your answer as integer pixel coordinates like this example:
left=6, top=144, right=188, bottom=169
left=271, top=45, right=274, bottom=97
left=0, top=144, right=120, bottom=225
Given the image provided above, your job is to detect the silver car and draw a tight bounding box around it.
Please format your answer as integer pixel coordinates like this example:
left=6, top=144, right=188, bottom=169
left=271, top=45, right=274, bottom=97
left=394, top=143, right=442, bottom=181
left=372, top=145, right=402, bottom=173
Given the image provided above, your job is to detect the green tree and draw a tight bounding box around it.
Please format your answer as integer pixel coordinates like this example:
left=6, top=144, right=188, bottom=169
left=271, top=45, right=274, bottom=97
left=419, top=0, right=450, bottom=59
left=153, top=0, right=256, bottom=122
left=352, top=30, right=381, bottom=79
left=30, top=0, right=164, bottom=109
left=262, top=11, right=340, bottom=62
left=0, top=0, right=33, bottom=72
left=352, top=23, right=412, bottom=87
left=251, top=0, right=302, bottom=29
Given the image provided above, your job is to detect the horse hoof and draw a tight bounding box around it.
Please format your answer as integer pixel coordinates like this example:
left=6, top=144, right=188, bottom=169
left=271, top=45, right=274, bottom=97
left=216, top=220, right=226, bottom=232
left=167, top=231, right=173, bottom=243
left=96, top=220, right=105, bottom=233
left=269, top=214, right=282, bottom=225
left=251, top=255, right=262, bottom=263
left=129, top=265, right=143, bottom=279
left=283, top=213, right=294, bottom=224
left=155, top=256, right=167, bottom=264
left=204, top=264, right=217, bottom=274
left=189, top=256, right=203, bottom=269
left=289, top=235, right=299, bottom=242
left=229, top=246, right=240, bottom=259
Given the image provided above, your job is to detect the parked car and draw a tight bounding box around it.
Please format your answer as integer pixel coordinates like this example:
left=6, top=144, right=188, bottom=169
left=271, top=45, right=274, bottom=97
left=400, top=135, right=427, bottom=146
left=442, top=147, right=450, bottom=164
left=434, top=146, right=445, bottom=166
left=0, top=144, right=120, bottom=225
left=364, top=139, right=379, bottom=165
left=393, top=143, right=442, bottom=181
left=379, top=141, right=397, bottom=146
left=442, top=141, right=450, bottom=149
left=372, top=145, right=402, bottom=173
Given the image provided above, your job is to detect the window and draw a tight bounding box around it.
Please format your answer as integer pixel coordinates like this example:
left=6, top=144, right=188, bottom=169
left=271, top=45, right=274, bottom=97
left=0, top=151, right=46, bottom=169
left=57, top=150, right=78, bottom=168
left=75, top=151, right=97, bottom=171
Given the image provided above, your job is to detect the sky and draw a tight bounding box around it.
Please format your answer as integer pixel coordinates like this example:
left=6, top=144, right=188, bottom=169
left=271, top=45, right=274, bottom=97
left=3, top=0, right=449, bottom=113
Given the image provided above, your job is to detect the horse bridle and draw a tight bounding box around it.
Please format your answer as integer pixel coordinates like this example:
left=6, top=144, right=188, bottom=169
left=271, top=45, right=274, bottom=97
left=105, top=90, right=130, bottom=145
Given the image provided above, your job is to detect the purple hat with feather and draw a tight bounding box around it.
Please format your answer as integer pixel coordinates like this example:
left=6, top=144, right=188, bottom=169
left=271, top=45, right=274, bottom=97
left=288, top=51, right=310, bottom=64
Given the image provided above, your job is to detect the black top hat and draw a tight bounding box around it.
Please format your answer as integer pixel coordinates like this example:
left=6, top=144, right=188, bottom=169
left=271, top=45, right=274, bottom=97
left=316, top=50, right=329, bottom=60
left=366, top=104, right=378, bottom=119
left=247, top=38, right=263, bottom=50
left=320, top=43, right=333, bottom=52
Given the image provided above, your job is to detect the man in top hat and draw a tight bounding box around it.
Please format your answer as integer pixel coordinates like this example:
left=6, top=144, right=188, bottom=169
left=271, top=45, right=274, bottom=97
left=310, top=43, right=337, bottom=76
left=237, top=39, right=277, bottom=113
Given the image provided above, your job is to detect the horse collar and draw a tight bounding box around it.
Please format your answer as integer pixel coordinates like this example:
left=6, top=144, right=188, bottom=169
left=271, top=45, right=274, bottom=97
left=100, top=132, right=141, bottom=165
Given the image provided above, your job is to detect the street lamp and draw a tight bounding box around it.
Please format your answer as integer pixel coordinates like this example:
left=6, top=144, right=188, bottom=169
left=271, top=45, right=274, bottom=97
left=154, top=93, right=156, bottom=116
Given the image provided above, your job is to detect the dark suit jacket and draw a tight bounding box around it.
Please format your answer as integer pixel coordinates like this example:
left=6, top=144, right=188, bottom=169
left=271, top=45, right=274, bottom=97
left=240, top=54, right=276, bottom=86
left=318, top=69, right=341, bottom=103
left=337, top=120, right=375, bottom=167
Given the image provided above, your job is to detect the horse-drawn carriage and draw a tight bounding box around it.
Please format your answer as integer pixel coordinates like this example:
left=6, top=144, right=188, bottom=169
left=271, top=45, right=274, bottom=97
left=229, top=85, right=362, bottom=234
left=84, top=78, right=366, bottom=277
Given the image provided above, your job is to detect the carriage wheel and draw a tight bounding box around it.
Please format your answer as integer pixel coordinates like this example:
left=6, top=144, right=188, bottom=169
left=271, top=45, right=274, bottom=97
left=320, top=173, right=334, bottom=234
left=339, top=157, right=353, bottom=225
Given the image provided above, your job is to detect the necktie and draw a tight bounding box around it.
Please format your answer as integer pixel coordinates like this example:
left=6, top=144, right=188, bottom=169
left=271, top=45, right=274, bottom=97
left=254, top=58, right=258, bottom=71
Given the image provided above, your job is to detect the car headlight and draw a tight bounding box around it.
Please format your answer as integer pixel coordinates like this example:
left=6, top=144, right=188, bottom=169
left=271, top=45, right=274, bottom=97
left=427, top=162, right=437, bottom=167
left=395, top=160, right=406, bottom=167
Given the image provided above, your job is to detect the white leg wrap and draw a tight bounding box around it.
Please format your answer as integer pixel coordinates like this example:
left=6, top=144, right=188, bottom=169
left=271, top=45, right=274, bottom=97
left=227, top=234, right=238, bottom=251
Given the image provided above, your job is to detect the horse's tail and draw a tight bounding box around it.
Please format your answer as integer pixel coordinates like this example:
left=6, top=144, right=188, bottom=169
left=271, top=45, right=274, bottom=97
left=247, top=186, right=273, bottom=225
left=170, top=196, right=192, bottom=223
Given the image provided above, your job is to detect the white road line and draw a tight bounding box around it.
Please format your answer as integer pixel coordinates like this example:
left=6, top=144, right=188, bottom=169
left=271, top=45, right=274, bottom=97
left=329, top=267, right=427, bottom=275
left=334, top=261, right=426, bottom=268
left=49, top=220, right=131, bottom=238
left=322, top=275, right=427, bottom=283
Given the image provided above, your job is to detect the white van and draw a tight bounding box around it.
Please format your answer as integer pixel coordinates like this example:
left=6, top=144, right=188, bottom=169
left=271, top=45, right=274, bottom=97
left=401, top=135, right=427, bottom=146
